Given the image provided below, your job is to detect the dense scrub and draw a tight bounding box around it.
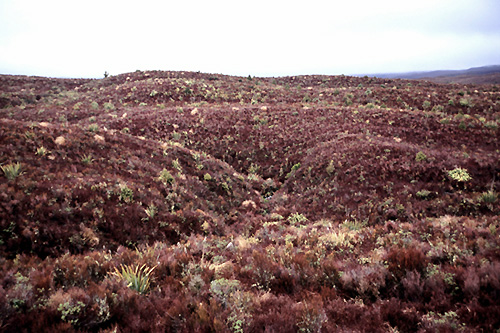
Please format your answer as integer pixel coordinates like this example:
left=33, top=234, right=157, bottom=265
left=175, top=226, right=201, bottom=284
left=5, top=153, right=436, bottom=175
left=0, top=71, right=499, bottom=331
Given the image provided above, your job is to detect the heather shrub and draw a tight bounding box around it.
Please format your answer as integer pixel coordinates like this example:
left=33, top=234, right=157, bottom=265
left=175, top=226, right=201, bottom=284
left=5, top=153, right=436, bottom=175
left=478, top=262, right=500, bottom=302
left=210, top=278, right=254, bottom=331
left=5, top=271, right=34, bottom=312
left=251, top=294, right=299, bottom=332
left=401, top=270, right=424, bottom=301
left=297, top=296, right=328, bottom=333
left=340, top=265, right=387, bottom=299
left=46, top=286, right=112, bottom=329
left=421, top=310, right=463, bottom=331
left=246, top=251, right=279, bottom=291
left=323, top=297, right=387, bottom=331
left=210, top=278, right=241, bottom=306
left=54, top=253, right=112, bottom=288
left=386, top=246, right=428, bottom=278
left=461, top=268, right=480, bottom=297
left=381, top=299, right=420, bottom=332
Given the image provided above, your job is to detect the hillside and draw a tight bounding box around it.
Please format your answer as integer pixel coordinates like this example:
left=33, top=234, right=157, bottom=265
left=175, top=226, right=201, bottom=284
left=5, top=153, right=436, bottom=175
left=365, top=65, right=500, bottom=85
left=422, top=72, right=500, bottom=85
left=0, top=71, right=499, bottom=332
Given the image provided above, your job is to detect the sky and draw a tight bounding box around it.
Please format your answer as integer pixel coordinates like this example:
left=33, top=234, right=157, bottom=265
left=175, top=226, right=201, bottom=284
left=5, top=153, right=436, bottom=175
left=0, top=0, right=499, bottom=78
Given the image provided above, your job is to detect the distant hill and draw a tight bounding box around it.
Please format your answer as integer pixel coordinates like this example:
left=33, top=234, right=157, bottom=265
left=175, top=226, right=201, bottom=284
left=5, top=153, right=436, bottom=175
left=363, top=65, right=500, bottom=84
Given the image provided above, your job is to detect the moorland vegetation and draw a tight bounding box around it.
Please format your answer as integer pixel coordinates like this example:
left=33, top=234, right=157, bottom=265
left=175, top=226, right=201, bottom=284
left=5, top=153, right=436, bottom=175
left=0, top=70, right=499, bottom=332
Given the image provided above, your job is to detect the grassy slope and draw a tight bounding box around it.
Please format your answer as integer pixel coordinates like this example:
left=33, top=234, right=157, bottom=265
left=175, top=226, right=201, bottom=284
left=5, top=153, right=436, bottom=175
left=0, top=71, right=499, bottom=332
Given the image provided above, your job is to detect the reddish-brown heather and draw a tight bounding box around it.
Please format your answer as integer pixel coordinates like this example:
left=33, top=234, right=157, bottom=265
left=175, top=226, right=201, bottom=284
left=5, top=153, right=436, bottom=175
left=0, top=71, right=499, bottom=331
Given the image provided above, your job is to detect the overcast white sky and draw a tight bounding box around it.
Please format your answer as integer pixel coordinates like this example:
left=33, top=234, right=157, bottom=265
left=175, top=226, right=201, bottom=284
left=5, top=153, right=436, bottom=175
left=1, top=0, right=499, bottom=78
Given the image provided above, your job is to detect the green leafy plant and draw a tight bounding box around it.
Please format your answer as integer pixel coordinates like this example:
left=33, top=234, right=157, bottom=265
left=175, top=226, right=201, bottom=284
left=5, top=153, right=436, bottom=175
left=144, top=203, right=158, bottom=220
left=81, top=154, right=94, bottom=165
left=248, top=163, right=260, bottom=174
left=458, top=121, right=467, bottom=130
left=416, top=190, right=431, bottom=199
left=1, top=162, right=22, bottom=180
left=459, top=98, right=470, bottom=107
left=24, top=130, right=36, bottom=140
left=171, top=131, right=182, bottom=141
left=447, top=168, right=471, bottom=182
left=58, top=300, right=86, bottom=325
left=431, top=105, right=444, bottom=112
left=210, top=278, right=241, bottom=307
left=111, top=264, right=156, bottom=294
left=119, top=184, right=134, bottom=202
left=36, top=146, right=48, bottom=156
left=484, top=121, right=498, bottom=130
left=88, top=124, right=99, bottom=132
left=341, top=219, right=366, bottom=231
left=326, top=160, right=335, bottom=175
left=72, top=102, right=82, bottom=110
left=479, top=190, right=497, bottom=204
left=158, top=168, right=174, bottom=184
left=103, top=102, right=115, bottom=110
left=288, top=212, right=308, bottom=226
left=286, top=162, right=301, bottom=179
left=172, top=159, right=182, bottom=172
left=415, top=151, right=427, bottom=162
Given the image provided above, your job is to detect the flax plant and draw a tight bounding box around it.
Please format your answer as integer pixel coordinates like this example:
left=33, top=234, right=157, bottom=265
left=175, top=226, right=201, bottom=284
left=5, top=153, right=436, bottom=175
left=1, top=162, right=23, bottom=180
left=111, top=264, right=156, bottom=294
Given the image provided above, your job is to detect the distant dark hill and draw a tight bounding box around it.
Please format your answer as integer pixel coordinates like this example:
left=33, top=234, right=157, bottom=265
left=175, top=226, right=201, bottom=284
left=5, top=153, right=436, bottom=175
left=423, top=72, right=500, bottom=85
left=362, top=65, right=500, bottom=84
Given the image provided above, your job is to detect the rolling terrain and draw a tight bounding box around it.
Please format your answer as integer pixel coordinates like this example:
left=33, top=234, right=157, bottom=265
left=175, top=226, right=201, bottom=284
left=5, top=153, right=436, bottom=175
left=365, top=65, right=500, bottom=85
left=0, top=70, right=499, bottom=332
